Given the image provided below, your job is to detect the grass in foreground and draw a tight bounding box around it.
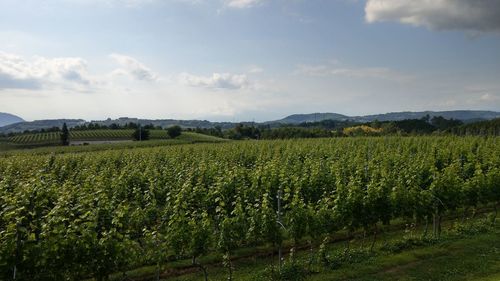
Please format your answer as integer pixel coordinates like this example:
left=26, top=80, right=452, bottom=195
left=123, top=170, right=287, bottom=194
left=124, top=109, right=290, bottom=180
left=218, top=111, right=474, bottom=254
left=309, top=231, right=500, bottom=281
left=165, top=225, right=500, bottom=281
left=108, top=215, right=500, bottom=281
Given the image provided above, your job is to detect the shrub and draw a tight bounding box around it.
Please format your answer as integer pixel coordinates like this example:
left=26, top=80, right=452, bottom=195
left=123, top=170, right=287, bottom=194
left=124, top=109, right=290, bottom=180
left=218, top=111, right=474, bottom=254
left=259, top=262, right=308, bottom=281
left=167, top=126, right=182, bottom=139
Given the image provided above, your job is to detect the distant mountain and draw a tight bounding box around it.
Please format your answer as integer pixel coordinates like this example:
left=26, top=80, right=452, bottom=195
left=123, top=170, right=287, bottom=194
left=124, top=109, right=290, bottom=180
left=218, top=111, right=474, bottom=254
left=1, top=110, right=498, bottom=134
left=0, top=112, right=24, bottom=127
left=0, top=119, right=85, bottom=134
left=352, top=110, right=500, bottom=123
left=93, top=117, right=249, bottom=130
left=0, top=117, right=244, bottom=134
left=273, top=110, right=500, bottom=124
left=270, top=113, right=349, bottom=124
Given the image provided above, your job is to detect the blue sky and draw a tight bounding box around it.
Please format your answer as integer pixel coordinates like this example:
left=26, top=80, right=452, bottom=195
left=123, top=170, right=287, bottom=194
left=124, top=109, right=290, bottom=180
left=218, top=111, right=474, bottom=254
left=1, top=0, right=499, bottom=121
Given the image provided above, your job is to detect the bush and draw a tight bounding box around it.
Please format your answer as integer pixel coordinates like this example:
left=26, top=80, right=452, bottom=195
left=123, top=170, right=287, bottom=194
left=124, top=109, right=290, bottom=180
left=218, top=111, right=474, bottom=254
left=259, top=262, right=308, bottom=281
left=322, top=248, right=374, bottom=269
left=450, top=219, right=492, bottom=236
left=380, top=237, right=436, bottom=253
left=132, top=128, right=150, bottom=141
left=167, top=126, right=182, bottom=139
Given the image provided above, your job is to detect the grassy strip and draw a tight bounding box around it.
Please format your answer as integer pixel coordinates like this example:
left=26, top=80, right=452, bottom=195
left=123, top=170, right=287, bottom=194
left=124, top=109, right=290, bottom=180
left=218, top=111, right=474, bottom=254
left=101, top=212, right=498, bottom=281
left=164, top=219, right=499, bottom=281
left=310, top=231, right=500, bottom=281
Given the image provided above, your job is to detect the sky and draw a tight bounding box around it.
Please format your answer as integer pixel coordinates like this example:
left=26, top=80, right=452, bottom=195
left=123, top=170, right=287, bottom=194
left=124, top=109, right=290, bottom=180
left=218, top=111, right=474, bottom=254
left=0, top=0, right=500, bottom=122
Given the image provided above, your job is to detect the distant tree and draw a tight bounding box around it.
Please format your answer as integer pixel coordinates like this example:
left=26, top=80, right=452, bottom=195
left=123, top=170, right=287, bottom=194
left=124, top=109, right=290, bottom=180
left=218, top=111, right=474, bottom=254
left=143, top=123, right=155, bottom=130
left=233, top=124, right=261, bottom=139
left=60, top=122, right=70, bottom=146
left=422, top=114, right=431, bottom=123
left=431, top=116, right=463, bottom=131
left=126, top=122, right=139, bottom=129
left=132, top=126, right=150, bottom=141
left=371, top=119, right=381, bottom=129
left=394, top=119, right=435, bottom=134
left=167, top=126, right=182, bottom=139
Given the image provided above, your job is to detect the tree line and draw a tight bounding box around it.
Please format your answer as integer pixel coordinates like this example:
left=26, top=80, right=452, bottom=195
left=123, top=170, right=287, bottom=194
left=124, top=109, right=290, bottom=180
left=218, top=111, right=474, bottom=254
left=190, top=115, right=480, bottom=140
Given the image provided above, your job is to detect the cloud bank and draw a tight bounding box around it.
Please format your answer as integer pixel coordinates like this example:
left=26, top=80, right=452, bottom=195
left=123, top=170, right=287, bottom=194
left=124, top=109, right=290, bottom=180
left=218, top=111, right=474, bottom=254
left=179, top=72, right=250, bottom=89
left=110, top=53, right=158, bottom=81
left=296, top=63, right=411, bottom=82
left=0, top=51, right=94, bottom=91
left=365, top=0, right=500, bottom=33
left=224, top=0, right=263, bottom=9
left=0, top=52, right=158, bottom=92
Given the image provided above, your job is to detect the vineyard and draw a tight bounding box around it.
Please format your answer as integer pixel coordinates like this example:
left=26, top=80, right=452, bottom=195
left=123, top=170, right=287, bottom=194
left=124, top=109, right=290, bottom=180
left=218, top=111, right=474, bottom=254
left=7, top=129, right=171, bottom=145
left=0, top=137, right=499, bottom=280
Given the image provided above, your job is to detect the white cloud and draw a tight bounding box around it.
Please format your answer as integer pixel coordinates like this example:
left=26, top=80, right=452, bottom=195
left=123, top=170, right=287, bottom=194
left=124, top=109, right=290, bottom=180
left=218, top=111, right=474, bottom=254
left=179, top=72, right=251, bottom=89
left=72, top=0, right=263, bottom=10
left=58, top=0, right=158, bottom=8
left=52, top=0, right=205, bottom=8
left=365, top=0, right=500, bottom=33
left=103, top=0, right=156, bottom=7
left=248, top=65, right=264, bottom=74
left=479, top=93, right=499, bottom=102
left=295, top=63, right=411, bottom=82
left=0, top=51, right=95, bottom=91
left=110, top=53, right=158, bottom=81
left=224, top=0, right=263, bottom=9
left=0, top=51, right=158, bottom=93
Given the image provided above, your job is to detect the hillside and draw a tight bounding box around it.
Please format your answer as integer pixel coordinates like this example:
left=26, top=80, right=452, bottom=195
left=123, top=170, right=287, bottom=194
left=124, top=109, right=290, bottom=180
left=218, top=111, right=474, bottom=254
left=0, top=119, right=85, bottom=134
left=93, top=117, right=240, bottom=130
left=0, top=131, right=227, bottom=153
left=270, top=113, right=349, bottom=124
left=449, top=118, right=500, bottom=135
left=354, top=110, right=500, bottom=123
left=0, top=118, right=241, bottom=134
left=7, top=129, right=175, bottom=145
left=1, top=110, right=499, bottom=134
left=6, top=129, right=225, bottom=144
left=272, top=110, right=500, bottom=124
left=0, top=112, right=24, bottom=127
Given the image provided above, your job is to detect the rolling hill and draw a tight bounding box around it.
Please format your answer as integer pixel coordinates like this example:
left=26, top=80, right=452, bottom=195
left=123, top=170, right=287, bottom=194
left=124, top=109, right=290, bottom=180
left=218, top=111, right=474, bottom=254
left=0, top=119, right=85, bottom=134
left=271, top=110, right=500, bottom=124
left=270, top=113, right=349, bottom=124
left=353, top=110, right=500, bottom=123
left=0, top=112, right=24, bottom=127
left=1, top=110, right=498, bottom=134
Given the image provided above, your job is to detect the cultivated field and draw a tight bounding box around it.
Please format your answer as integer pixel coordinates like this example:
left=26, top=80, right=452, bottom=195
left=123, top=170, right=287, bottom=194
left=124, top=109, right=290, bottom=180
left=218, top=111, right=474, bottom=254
left=0, top=137, right=498, bottom=280
left=7, top=129, right=172, bottom=145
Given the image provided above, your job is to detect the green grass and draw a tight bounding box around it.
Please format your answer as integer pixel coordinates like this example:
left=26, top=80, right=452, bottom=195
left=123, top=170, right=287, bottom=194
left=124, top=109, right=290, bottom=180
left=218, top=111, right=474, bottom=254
left=100, top=214, right=500, bottom=281
left=156, top=219, right=500, bottom=281
left=318, top=233, right=500, bottom=281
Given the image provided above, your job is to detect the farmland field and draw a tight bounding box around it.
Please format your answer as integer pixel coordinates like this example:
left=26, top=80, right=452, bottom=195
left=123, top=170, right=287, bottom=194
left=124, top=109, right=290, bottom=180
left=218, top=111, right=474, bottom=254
left=0, top=136, right=499, bottom=280
left=0, top=132, right=227, bottom=155
left=7, top=129, right=172, bottom=145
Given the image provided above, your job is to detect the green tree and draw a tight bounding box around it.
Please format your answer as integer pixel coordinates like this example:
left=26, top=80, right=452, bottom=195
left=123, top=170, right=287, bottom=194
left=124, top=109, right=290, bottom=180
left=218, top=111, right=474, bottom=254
left=60, top=122, right=69, bottom=146
left=132, top=127, right=150, bottom=141
left=167, top=126, right=182, bottom=139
